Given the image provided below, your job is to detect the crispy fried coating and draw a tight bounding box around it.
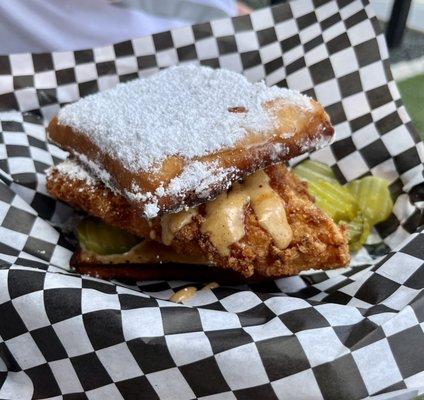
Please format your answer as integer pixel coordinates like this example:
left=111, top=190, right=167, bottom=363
left=170, top=165, right=349, bottom=277
left=46, top=166, right=153, bottom=238
left=46, top=161, right=349, bottom=278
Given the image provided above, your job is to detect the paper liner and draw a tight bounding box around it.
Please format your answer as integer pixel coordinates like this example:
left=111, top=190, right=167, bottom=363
left=0, top=0, right=423, bottom=398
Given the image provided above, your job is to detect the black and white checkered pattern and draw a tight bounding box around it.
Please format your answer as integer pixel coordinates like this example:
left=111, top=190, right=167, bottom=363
left=0, top=229, right=423, bottom=399
left=0, top=0, right=423, bottom=398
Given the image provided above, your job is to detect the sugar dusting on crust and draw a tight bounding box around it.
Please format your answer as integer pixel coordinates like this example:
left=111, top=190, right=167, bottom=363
left=49, top=159, right=239, bottom=219
left=270, top=143, right=289, bottom=161
left=46, top=159, right=96, bottom=186
left=73, top=152, right=121, bottom=195
left=166, top=161, right=238, bottom=199
left=126, top=160, right=239, bottom=218
left=143, top=203, right=160, bottom=219
left=299, top=134, right=333, bottom=153
left=58, top=65, right=312, bottom=173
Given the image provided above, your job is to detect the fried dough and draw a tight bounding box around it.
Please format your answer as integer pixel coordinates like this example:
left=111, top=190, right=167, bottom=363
left=48, top=65, right=333, bottom=219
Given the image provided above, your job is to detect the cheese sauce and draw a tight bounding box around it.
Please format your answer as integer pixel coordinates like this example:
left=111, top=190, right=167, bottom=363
left=202, top=282, right=219, bottom=290
left=244, top=170, right=292, bottom=249
left=160, top=169, right=293, bottom=257
left=200, top=187, right=250, bottom=256
left=170, top=286, right=197, bottom=303
left=170, top=282, right=220, bottom=303
left=200, top=170, right=292, bottom=255
left=161, top=207, right=198, bottom=245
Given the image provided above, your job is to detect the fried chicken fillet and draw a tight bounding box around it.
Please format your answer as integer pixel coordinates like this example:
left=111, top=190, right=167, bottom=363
left=46, top=160, right=349, bottom=279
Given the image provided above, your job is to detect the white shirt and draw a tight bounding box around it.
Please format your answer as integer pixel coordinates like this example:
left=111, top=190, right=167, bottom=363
left=0, top=0, right=236, bottom=53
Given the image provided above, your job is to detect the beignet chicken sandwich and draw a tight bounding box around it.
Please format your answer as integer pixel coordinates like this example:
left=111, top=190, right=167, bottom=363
left=46, top=65, right=349, bottom=281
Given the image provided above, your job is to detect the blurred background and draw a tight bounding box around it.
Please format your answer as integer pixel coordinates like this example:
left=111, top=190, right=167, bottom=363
left=0, top=0, right=422, bottom=134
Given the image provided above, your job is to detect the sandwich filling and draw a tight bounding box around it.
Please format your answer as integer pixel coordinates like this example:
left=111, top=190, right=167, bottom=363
left=46, top=158, right=350, bottom=278
left=162, top=169, right=292, bottom=256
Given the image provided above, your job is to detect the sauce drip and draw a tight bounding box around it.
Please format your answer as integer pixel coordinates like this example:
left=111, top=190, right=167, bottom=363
left=170, top=286, right=197, bottom=303
left=169, top=282, right=219, bottom=303
left=159, top=169, right=293, bottom=257
left=200, top=187, right=250, bottom=256
left=244, top=170, right=292, bottom=249
left=202, top=282, right=219, bottom=290
left=200, top=170, right=292, bottom=255
left=161, top=207, right=198, bottom=245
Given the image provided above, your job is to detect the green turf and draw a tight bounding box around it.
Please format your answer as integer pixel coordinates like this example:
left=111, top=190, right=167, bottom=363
left=397, top=74, right=424, bottom=138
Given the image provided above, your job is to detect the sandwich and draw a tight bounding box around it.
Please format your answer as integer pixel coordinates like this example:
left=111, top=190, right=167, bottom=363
left=46, top=65, right=350, bottom=282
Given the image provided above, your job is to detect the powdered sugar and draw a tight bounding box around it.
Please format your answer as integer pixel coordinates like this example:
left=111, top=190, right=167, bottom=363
left=55, top=65, right=315, bottom=219
left=299, top=134, right=333, bottom=153
left=127, top=161, right=239, bottom=218
left=270, top=143, right=289, bottom=161
left=143, top=202, right=160, bottom=219
left=166, top=161, right=238, bottom=199
left=50, top=158, right=238, bottom=219
left=76, top=153, right=112, bottom=186
left=46, top=158, right=96, bottom=186
left=58, top=65, right=312, bottom=173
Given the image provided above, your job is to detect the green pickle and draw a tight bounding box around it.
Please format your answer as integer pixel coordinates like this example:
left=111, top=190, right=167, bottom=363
left=307, top=180, right=358, bottom=222
left=293, top=160, right=338, bottom=184
left=343, top=213, right=370, bottom=252
left=294, top=160, right=394, bottom=252
left=77, top=218, right=141, bottom=255
left=346, top=176, right=393, bottom=225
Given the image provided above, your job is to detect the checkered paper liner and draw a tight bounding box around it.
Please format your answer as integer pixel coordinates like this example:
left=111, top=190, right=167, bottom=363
left=0, top=0, right=423, bottom=398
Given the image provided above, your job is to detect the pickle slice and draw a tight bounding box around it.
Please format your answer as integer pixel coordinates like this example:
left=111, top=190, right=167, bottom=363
left=292, top=161, right=394, bottom=252
left=77, top=218, right=141, bottom=255
left=342, top=212, right=370, bottom=252
left=307, top=180, right=358, bottom=222
left=346, top=176, right=393, bottom=225
left=293, top=160, right=338, bottom=184
left=345, top=179, right=360, bottom=197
